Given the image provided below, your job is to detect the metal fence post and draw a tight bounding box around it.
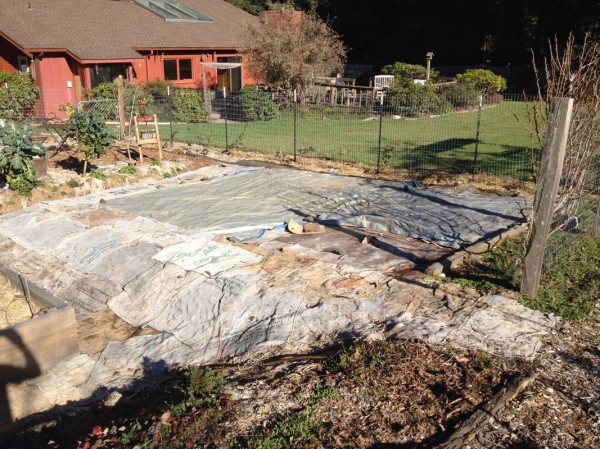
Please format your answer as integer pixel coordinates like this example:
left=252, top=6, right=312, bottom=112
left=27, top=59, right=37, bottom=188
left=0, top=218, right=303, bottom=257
left=521, top=97, right=573, bottom=297
left=223, top=87, right=228, bottom=150
left=472, top=94, right=483, bottom=178
left=376, top=94, right=384, bottom=174
left=293, top=89, right=297, bottom=162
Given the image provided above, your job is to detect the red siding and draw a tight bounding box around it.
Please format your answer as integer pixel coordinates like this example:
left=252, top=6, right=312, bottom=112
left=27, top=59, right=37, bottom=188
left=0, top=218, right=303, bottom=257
left=142, top=51, right=259, bottom=89
left=0, top=35, right=25, bottom=73
left=38, top=55, right=78, bottom=120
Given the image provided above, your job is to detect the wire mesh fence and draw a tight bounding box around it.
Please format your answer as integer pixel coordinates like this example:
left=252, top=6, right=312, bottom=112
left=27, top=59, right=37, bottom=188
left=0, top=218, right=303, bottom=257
left=543, top=152, right=600, bottom=268
left=144, top=90, right=541, bottom=182
left=2, top=83, right=541, bottom=182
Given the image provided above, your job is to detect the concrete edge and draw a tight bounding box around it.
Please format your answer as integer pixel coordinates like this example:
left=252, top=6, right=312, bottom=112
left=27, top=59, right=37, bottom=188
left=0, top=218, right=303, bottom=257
left=425, top=223, right=529, bottom=276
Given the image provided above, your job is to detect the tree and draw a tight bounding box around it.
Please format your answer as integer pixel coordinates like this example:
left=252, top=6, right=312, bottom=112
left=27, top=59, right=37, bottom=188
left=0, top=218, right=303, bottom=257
left=243, top=5, right=346, bottom=95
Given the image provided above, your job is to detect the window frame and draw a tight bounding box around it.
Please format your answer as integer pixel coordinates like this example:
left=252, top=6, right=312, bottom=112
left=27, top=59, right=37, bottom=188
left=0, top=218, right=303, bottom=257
left=17, top=56, right=30, bottom=74
left=163, top=58, right=193, bottom=81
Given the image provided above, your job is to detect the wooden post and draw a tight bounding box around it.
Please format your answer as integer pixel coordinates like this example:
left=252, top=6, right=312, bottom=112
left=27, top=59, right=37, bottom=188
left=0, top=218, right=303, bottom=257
left=521, top=98, right=573, bottom=297
left=153, top=114, right=162, bottom=162
left=117, top=75, right=126, bottom=141
left=594, top=200, right=600, bottom=238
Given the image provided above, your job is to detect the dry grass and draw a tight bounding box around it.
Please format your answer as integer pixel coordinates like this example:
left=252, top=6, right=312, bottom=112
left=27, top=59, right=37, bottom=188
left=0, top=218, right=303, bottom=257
left=0, top=276, right=33, bottom=328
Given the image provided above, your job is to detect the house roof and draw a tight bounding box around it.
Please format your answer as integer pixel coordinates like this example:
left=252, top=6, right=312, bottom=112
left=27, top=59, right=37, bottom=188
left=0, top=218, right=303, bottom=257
left=0, top=0, right=257, bottom=60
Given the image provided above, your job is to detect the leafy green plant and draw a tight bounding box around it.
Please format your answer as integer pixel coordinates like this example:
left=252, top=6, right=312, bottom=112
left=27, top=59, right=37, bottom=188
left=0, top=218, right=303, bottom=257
left=89, top=170, right=107, bottom=181
left=382, top=61, right=439, bottom=81
left=456, top=69, right=507, bottom=94
left=447, top=234, right=525, bottom=292
left=171, top=88, right=208, bottom=123
left=0, top=71, right=39, bottom=121
left=240, top=85, right=278, bottom=121
left=67, top=178, right=80, bottom=188
left=387, top=81, right=451, bottom=117
left=436, top=83, right=482, bottom=109
left=448, top=233, right=600, bottom=321
left=304, top=384, right=339, bottom=406
left=68, top=110, right=112, bottom=174
left=230, top=410, right=319, bottom=449
left=118, top=165, right=137, bottom=175
left=0, top=121, right=45, bottom=195
left=142, top=78, right=173, bottom=96
left=85, top=80, right=154, bottom=116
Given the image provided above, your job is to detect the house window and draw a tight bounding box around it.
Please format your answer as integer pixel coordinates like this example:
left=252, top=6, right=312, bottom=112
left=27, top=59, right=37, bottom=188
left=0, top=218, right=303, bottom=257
left=164, top=59, right=193, bottom=81
left=17, top=56, right=30, bottom=74
left=90, top=64, right=128, bottom=88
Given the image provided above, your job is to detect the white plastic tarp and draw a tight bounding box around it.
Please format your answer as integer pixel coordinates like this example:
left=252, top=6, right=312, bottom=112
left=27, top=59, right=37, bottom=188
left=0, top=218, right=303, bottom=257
left=107, top=168, right=530, bottom=248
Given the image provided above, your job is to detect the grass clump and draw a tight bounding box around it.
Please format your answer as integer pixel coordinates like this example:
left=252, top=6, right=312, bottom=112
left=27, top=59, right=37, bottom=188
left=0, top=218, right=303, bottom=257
left=525, top=235, right=600, bottom=321
left=118, top=165, right=137, bottom=175
left=447, top=233, right=600, bottom=321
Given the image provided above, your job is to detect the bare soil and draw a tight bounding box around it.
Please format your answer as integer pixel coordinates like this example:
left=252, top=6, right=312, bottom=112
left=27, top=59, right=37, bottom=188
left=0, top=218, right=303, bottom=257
left=0, top=140, right=597, bottom=448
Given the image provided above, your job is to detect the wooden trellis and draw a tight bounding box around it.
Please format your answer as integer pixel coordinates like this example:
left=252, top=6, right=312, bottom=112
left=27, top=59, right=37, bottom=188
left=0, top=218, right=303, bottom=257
left=134, top=114, right=162, bottom=164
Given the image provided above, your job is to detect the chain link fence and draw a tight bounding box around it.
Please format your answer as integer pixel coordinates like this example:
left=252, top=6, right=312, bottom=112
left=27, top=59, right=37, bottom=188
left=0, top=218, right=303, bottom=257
left=77, top=98, right=121, bottom=140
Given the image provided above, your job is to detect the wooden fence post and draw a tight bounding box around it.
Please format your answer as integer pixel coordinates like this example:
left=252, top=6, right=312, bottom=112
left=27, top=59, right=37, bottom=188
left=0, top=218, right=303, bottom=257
left=117, top=75, right=126, bottom=141
left=521, top=97, right=573, bottom=297
left=594, top=200, right=600, bottom=238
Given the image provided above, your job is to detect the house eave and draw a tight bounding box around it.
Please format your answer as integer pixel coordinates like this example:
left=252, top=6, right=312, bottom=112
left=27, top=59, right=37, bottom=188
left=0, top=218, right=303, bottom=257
left=0, top=32, right=33, bottom=58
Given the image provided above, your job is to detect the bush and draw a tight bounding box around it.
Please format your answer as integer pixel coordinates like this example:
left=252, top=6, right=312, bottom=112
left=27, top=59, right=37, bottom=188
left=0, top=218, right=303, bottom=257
left=436, top=83, right=482, bottom=109
left=381, top=61, right=439, bottom=81
left=68, top=110, right=112, bottom=174
left=142, top=78, right=173, bottom=97
left=171, top=88, right=208, bottom=123
left=0, top=71, right=39, bottom=121
left=0, top=121, right=45, bottom=195
left=456, top=69, right=507, bottom=94
left=86, top=81, right=154, bottom=116
left=387, top=80, right=451, bottom=117
left=239, top=85, right=278, bottom=121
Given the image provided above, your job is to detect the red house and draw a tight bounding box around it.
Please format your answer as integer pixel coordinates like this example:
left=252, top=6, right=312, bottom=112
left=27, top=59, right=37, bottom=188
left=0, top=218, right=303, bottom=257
left=0, top=0, right=259, bottom=120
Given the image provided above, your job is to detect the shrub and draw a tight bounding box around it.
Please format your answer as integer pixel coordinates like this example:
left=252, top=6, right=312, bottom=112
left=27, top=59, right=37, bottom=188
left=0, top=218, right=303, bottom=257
left=239, top=85, right=278, bottom=121
left=0, top=121, right=46, bottom=195
left=436, top=83, right=482, bottom=109
left=68, top=110, right=112, bottom=174
left=456, top=69, right=507, bottom=94
left=86, top=81, right=154, bottom=116
left=381, top=61, right=439, bottom=81
left=0, top=71, right=39, bottom=121
left=170, top=88, right=208, bottom=123
left=142, top=78, right=173, bottom=97
left=387, top=80, right=451, bottom=117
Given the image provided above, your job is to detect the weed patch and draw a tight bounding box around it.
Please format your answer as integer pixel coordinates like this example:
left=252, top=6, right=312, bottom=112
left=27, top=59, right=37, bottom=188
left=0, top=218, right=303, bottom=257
left=447, top=234, right=600, bottom=320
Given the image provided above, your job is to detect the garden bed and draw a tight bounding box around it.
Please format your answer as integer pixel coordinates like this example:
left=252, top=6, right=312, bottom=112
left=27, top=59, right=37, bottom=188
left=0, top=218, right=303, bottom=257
left=0, top=264, right=79, bottom=385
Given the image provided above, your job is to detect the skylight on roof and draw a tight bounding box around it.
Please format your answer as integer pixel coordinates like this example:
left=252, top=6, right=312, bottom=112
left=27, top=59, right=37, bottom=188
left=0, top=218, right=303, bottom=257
left=133, top=0, right=212, bottom=22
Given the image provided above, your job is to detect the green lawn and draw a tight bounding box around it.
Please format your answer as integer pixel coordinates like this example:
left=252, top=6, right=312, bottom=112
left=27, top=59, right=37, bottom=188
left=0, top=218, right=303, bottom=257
left=160, top=99, right=540, bottom=179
